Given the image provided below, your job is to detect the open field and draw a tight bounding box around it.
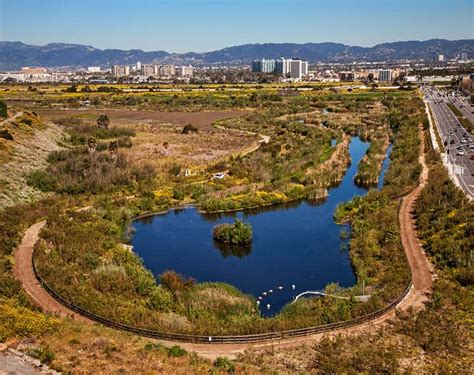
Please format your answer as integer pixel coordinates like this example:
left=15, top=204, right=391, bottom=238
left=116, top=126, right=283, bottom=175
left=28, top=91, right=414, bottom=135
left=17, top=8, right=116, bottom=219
left=35, top=108, right=250, bottom=131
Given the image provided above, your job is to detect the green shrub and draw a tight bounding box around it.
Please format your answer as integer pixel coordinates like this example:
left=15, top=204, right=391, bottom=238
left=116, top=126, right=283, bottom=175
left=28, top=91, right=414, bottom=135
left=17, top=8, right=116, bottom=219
left=172, top=188, right=185, bottom=200
left=146, top=287, right=174, bottom=311
left=0, top=100, right=7, bottom=118
left=213, top=220, right=253, bottom=245
left=214, top=357, right=235, bottom=372
left=182, top=124, right=198, bottom=134
left=167, top=345, right=187, bottom=357
left=29, top=347, right=55, bottom=365
left=27, top=148, right=155, bottom=194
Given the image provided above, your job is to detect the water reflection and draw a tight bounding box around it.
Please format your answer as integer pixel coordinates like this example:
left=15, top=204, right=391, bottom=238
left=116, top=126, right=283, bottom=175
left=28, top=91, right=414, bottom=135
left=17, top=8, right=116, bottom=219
left=213, top=240, right=252, bottom=258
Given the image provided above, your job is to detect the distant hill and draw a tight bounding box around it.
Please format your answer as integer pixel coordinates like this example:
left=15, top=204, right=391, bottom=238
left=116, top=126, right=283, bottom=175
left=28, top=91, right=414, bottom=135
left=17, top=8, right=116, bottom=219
left=0, top=42, right=170, bottom=70
left=1, top=39, right=473, bottom=70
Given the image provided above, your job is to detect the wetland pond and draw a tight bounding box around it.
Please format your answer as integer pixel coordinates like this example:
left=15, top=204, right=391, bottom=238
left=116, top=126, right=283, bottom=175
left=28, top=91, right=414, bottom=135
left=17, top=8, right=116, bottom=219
left=131, top=137, right=392, bottom=316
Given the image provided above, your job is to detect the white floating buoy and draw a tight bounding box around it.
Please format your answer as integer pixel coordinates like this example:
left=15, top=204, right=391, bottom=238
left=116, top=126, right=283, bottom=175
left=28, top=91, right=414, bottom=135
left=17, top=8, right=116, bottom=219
left=257, top=301, right=260, bottom=306
left=258, top=296, right=262, bottom=300
left=278, top=286, right=283, bottom=290
left=269, top=289, right=273, bottom=293
left=262, top=292, right=267, bottom=296
left=266, top=304, right=271, bottom=310
left=292, top=284, right=296, bottom=290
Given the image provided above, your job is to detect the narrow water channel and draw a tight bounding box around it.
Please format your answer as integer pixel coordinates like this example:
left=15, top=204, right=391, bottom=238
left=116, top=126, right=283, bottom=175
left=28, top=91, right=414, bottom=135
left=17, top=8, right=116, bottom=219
left=131, top=137, right=390, bottom=316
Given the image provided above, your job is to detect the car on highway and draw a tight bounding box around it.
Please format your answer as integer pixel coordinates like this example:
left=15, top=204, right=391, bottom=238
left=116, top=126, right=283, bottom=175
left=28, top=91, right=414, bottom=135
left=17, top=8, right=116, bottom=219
left=456, top=149, right=465, bottom=156
left=470, top=154, right=474, bottom=161
left=450, top=139, right=455, bottom=144
left=470, top=144, right=474, bottom=150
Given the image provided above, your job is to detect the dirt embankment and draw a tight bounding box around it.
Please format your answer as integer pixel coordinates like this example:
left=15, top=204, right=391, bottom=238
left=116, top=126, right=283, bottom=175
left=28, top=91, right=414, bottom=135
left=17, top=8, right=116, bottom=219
left=0, top=112, right=65, bottom=210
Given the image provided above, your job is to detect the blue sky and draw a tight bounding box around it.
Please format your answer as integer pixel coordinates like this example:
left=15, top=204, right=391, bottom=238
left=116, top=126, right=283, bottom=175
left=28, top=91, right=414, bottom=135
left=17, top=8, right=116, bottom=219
left=0, top=0, right=472, bottom=52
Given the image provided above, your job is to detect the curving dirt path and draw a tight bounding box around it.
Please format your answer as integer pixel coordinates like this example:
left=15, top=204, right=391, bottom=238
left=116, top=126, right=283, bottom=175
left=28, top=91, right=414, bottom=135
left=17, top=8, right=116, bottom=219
left=13, top=220, right=91, bottom=323
left=13, top=128, right=433, bottom=359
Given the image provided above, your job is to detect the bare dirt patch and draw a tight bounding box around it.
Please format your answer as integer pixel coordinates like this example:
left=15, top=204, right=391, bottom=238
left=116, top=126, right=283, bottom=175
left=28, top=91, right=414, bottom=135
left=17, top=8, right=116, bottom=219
left=36, top=109, right=249, bottom=131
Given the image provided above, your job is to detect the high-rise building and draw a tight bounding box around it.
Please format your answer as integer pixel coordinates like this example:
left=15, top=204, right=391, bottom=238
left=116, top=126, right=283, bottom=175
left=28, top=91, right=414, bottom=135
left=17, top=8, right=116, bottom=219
left=460, top=52, right=468, bottom=61
left=176, top=65, right=194, bottom=78
left=141, top=64, right=158, bottom=76
left=136, top=61, right=142, bottom=71
left=301, top=61, right=308, bottom=76
left=289, top=59, right=308, bottom=81
left=111, top=65, right=130, bottom=77
left=160, top=65, right=176, bottom=77
left=276, top=58, right=291, bottom=75
left=438, top=54, right=445, bottom=62
left=252, top=59, right=276, bottom=73
left=378, top=69, right=392, bottom=82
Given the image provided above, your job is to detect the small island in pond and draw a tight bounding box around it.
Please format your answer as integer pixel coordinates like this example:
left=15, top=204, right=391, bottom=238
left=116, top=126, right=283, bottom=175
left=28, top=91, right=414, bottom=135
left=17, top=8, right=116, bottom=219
left=213, top=220, right=253, bottom=245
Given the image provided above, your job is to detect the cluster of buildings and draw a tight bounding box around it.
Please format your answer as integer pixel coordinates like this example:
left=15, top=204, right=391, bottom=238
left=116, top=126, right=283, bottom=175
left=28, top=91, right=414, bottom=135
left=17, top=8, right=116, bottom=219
left=0, top=54, right=471, bottom=84
left=252, top=58, right=309, bottom=81
left=308, top=68, right=399, bottom=83
left=439, top=52, right=469, bottom=63
left=111, top=62, right=194, bottom=79
left=0, top=67, right=75, bottom=83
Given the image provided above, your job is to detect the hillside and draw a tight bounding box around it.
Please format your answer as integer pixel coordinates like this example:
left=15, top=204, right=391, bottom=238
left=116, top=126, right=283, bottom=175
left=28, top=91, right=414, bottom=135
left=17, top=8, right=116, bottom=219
left=1, top=39, right=473, bottom=69
left=0, top=111, right=65, bottom=209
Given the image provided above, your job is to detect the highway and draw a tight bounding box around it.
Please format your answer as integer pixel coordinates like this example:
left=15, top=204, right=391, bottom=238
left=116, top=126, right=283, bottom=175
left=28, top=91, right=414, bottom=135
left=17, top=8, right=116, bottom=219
left=423, top=86, right=474, bottom=198
left=449, top=95, right=474, bottom=125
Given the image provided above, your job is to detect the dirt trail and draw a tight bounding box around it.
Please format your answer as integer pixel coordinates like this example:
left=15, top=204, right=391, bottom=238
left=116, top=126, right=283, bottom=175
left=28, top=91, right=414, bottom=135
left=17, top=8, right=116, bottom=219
left=398, top=128, right=434, bottom=296
left=13, top=221, right=91, bottom=323
left=13, top=128, right=433, bottom=360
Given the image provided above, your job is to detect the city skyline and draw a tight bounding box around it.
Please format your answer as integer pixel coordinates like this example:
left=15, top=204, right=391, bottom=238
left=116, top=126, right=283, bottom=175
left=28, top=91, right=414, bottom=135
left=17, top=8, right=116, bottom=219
left=1, top=0, right=472, bottom=53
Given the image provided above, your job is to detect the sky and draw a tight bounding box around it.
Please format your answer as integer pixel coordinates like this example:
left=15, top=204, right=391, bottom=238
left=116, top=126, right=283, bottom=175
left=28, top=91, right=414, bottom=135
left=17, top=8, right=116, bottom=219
left=0, top=0, right=472, bottom=52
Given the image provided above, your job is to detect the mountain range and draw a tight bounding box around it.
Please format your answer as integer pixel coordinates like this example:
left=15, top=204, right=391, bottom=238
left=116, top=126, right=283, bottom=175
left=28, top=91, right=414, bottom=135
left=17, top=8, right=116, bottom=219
left=1, top=39, right=473, bottom=70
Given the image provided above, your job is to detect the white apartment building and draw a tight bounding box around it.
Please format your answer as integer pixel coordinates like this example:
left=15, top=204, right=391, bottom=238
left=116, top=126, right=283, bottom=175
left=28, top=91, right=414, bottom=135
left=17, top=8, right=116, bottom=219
left=160, top=65, right=176, bottom=77
left=378, top=69, right=392, bottom=82
left=289, top=59, right=308, bottom=81
left=87, top=66, right=101, bottom=73
left=111, top=65, right=130, bottom=77
left=141, top=64, right=159, bottom=76
left=176, top=65, right=194, bottom=78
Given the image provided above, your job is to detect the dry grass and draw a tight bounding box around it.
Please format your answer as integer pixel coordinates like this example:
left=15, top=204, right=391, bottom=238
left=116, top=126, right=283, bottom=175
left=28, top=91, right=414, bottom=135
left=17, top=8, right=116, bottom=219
left=130, top=123, right=256, bottom=170
left=0, top=113, right=65, bottom=210
left=36, top=109, right=250, bottom=131
left=13, top=320, right=211, bottom=374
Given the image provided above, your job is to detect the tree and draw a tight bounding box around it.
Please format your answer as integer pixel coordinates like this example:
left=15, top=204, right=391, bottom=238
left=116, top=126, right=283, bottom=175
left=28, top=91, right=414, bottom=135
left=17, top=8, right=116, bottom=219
left=97, top=114, right=110, bottom=129
left=0, top=100, right=7, bottom=118
left=65, top=84, right=77, bottom=93
left=159, top=271, right=195, bottom=300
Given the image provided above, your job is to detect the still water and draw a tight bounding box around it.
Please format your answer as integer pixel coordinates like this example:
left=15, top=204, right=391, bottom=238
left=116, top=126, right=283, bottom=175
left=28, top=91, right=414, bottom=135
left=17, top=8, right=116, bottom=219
left=131, top=137, right=390, bottom=315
